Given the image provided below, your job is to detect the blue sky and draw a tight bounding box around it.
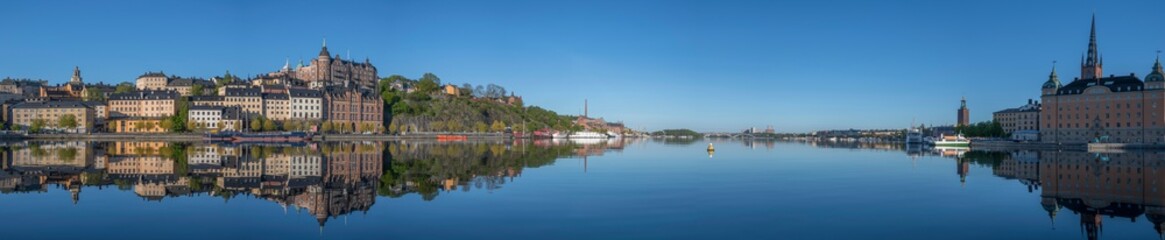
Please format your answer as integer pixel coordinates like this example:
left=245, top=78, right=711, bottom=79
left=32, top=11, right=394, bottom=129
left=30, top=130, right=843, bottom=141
left=2, top=0, right=1164, bottom=132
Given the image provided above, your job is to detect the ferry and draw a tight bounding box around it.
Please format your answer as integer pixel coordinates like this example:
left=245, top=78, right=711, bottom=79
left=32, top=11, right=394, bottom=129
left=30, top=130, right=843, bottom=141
left=928, top=134, right=970, bottom=147
left=905, top=128, right=924, bottom=144
left=569, top=131, right=609, bottom=139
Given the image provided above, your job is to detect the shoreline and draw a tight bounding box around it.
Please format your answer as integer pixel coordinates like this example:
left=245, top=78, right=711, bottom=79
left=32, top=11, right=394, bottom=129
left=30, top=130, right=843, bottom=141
left=12, top=133, right=517, bottom=142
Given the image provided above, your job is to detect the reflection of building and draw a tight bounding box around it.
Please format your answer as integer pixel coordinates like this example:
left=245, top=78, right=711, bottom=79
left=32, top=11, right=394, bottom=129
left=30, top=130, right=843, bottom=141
left=1027, top=151, right=1165, bottom=239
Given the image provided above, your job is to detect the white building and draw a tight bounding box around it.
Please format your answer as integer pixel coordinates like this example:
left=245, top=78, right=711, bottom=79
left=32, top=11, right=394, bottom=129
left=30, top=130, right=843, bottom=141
left=288, top=88, right=323, bottom=120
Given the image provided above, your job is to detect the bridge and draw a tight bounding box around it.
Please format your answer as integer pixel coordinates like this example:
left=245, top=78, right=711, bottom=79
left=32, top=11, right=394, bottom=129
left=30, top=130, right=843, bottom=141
left=704, top=133, right=766, bottom=139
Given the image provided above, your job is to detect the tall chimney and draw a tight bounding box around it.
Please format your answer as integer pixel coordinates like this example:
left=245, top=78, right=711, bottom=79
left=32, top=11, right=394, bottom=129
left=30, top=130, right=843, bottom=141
left=585, top=99, right=588, bottom=118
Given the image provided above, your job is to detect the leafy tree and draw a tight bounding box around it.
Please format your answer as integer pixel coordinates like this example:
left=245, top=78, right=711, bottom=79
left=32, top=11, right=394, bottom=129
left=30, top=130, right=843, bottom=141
left=83, top=89, right=105, bottom=101
left=143, top=121, right=156, bottom=131
left=30, top=119, right=46, bottom=133
left=251, top=117, right=263, bottom=132
left=160, top=118, right=174, bottom=131
left=486, top=84, right=506, bottom=98
left=263, top=119, right=278, bottom=132
left=416, top=73, right=440, bottom=93
left=388, top=121, right=399, bottom=134
left=321, top=121, right=334, bottom=133
left=58, top=114, right=78, bottom=130
left=114, top=82, right=135, bottom=93
left=491, top=120, right=506, bottom=132
left=133, top=121, right=146, bottom=131
left=191, top=84, right=206, bottom=96
left=474, top=122, right=489, bottom=133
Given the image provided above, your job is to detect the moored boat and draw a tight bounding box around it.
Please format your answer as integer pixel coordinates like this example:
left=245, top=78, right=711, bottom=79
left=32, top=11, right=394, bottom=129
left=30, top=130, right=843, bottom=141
left=928, top=134, right=970, bottom=147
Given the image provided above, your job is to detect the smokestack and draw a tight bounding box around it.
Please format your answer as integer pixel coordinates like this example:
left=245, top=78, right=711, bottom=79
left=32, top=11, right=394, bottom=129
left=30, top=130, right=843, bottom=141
left=585, top=99, right=588, bottom=118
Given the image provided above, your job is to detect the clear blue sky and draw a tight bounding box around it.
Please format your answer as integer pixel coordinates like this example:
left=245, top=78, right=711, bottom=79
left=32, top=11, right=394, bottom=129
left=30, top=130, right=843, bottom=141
left=2, top=0, right=1164, bottom=132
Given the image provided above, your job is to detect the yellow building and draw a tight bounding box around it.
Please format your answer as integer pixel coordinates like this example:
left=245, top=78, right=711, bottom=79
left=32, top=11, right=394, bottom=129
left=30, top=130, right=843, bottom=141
left=109, top=118, right=168, bottom=133
left=10, top=101, right=96, bottom=133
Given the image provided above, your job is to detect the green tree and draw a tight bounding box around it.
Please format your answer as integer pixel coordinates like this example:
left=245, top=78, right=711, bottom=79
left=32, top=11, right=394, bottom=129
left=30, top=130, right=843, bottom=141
left=321, top=121, right=334, bottom=133
left=416, top=73, right=440, bottom=93
left=30, top=119, right=46, bottom=133
left=388, top=121, right=399, bottom=134
left=491, top=120, right=506, bottom=132
left=191, top=84, right=206, bottom=96
left=83, top=89, right=105, bottom=101
left=57, top=114, right=78, bottom=130
left=263, top=119, right=278, bottom=132
left=474, top=122, right=488, bottom=133
left=133, top=121, right=146, bottom=131
left=251, top=117, right=263, bottom=132
left=160, top=118, right=174, bottom=131
left=143, top=121, right=156, bottom=131
left=114, top=82, right=135, bottom=94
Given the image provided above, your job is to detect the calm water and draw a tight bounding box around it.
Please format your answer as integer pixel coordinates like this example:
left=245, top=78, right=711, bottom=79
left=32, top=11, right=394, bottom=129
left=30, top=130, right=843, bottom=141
left=1, top=139, right=1162, bottom=239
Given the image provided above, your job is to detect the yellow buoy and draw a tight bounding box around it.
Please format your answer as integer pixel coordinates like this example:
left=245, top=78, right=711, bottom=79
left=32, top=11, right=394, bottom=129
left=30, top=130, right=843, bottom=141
left=707, top=143, right=715, bottom=152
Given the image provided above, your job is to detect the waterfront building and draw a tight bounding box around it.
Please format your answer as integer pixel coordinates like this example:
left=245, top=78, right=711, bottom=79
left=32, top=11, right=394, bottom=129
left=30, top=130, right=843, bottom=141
left=107, top=90, right=179, bottom=118
left=294, top=40, right=378, bottom=90
left=188, top=106, right=243, bottom=131
left=289, top=88, right=323, bottom=120
left=10, top=101, right=96, bottom=133
left=956, top=97, right=970, bottom=127
left=223, top=87, right=263, bottom=118
left=263, top=93, right=290, bottom=121
left=992, top=99, right=1041, bottom=134
left=322, top=86, right=383, bottom=132
left=1040, top=15, right=1165, bottom=144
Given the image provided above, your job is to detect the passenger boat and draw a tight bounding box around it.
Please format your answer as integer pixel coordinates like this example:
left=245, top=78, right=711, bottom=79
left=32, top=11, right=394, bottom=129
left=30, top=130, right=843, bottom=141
left=928, top=134, right=970, bottom=147
left=569, top=131, right=608, bottom=139
left=905, top=128, right=924, bottom=144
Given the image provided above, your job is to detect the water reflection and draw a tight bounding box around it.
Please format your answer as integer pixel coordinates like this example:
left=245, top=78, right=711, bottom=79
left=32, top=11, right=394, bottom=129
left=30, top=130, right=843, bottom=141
left=0, top=139, right=624, bottom=228
left=952, top=150, right=1165, bottom=240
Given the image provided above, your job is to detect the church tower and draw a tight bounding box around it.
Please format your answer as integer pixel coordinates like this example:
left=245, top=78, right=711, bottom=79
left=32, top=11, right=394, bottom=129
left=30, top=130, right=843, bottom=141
left=69, top=66, right=83, bottom=84
left=1080, top=14, right=1103, bottom=80
left=957, top=97, right=970, bottom=127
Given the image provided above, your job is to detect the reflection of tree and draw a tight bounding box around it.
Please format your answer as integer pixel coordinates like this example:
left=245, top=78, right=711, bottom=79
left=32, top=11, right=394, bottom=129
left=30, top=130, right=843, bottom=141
left=380, top=142, right=577, bottom=201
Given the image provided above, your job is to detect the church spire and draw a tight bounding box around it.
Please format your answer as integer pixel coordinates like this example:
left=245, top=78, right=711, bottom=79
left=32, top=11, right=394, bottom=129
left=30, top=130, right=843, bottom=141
left=70, top=66, right=82, bottom=84
left=319, top=38, right=331, bottom=58
left=1081, top=14, right=1103, bottom=80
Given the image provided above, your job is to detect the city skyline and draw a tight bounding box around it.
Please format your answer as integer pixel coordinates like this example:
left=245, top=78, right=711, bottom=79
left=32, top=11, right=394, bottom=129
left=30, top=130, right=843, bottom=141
left=4, top=0, right=1165, bottom=132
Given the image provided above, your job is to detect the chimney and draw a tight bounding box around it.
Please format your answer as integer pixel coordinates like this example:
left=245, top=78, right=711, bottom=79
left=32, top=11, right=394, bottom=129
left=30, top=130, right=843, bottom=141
left=1028, top=99, right=1033, bottom=105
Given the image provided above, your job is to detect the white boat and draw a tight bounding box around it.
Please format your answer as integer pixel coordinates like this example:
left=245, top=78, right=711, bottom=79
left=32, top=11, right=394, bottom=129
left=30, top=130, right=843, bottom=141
left=606, top=131, right=622, bottom=138
left=905, top=128, right=924, bottom=144
left=569, top=131, right=608, bottom=139
left=552, top=132, right=569, bottom=139
left=928, top=134, right=970, bottom=147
